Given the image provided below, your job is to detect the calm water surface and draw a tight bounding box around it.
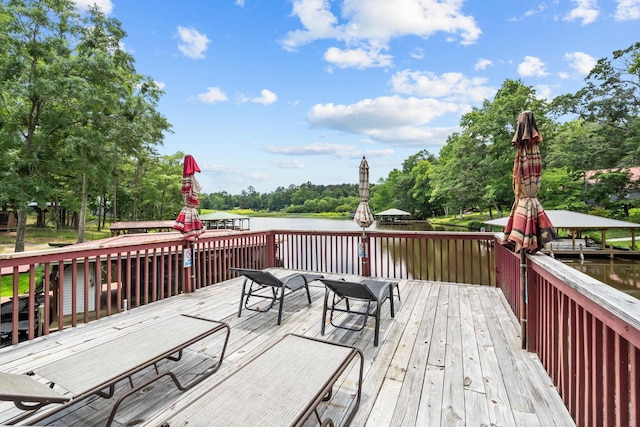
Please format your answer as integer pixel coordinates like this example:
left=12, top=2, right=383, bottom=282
left=248, top=217, right=640, bottom=298
left=249, top=217, right=450, bottom=232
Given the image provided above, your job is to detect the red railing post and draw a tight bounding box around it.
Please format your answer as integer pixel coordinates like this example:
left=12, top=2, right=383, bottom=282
left=526, top=258, right=538, bottom=353
left=266, top=232, right=277, bottom=268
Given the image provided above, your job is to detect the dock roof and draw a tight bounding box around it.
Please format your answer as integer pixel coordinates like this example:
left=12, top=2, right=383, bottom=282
left=484, top=209, right=640, bottom=230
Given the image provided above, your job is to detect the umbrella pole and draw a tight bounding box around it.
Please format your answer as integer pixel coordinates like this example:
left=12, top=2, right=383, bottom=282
left=360, top=229, right=371, bottom=277
left=183, top=240, right=195, bottom=293
left=191, top=240, right=196, bottom=291
left=520, top=249, right=527, bottom=349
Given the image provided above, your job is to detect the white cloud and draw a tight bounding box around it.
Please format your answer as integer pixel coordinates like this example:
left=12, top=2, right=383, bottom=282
left=324, top=46, right=392, bottom=69
left=271, top=159, right=305, bottom=169
left=535, top=84, right=553, bottom=100
left=564, top=51, right=597, bottom=76
left=199, top=164, right=270, bottom=192
left=73, top=0, right=113, bottom=14
left=281, top=0, right=342, bottom=51
left=265, top=143, right=354, bottom=156
left=281, top=0, right=482, bottom=69
left=197, top=87, right=228, bottom=103
left=177, top=26, right=211, bottom=59
left=564, top=0, right=599, bottom=25
left=615, top=0, right=640, bottom=20
left=525, top=3, right=548, bottom=17
left=251, top=89, right=278, bottom=105
left=390, top=70, right=495, bottom=103
left=235, top=0, right=246, bottom=6
left=361, top=149, right=396, bottom=158
left=474, top=58, right=493, bottom=71
left=367, top=126, right=459, bottom=147
left=264, top=144, right=396, bottom=160
left=307, top=96, right=463, bottom=147
left=411, top=48, right=425, bottom=60
left=517, top=56, right=549, bottom=77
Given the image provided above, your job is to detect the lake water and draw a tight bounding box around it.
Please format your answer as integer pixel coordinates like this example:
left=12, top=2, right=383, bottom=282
left=248, top=217, right=640, bottom=298
left=249, top=217, right=450, bottom=232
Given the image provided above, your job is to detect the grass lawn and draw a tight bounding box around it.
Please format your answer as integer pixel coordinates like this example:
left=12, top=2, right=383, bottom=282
left=1, top=268, right=44, bottom=298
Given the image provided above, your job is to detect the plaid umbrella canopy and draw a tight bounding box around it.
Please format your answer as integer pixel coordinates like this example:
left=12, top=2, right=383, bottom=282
left=173, top=155, right=204, bottom=241
left=504, top=111, right=557, bottom=253
left=354, top=156, right=374, bottom=234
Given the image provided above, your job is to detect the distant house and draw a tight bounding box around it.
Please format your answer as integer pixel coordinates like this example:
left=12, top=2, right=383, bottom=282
left=585, top=166, right=640, bottom=201
left=585, top=167, right=640, bottom=184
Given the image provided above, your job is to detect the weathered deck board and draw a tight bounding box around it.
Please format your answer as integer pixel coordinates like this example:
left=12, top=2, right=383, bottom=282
left=0, top=269, right=575, bottom=426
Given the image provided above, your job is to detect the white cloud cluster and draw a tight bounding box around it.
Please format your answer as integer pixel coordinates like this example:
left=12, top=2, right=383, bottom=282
left=73, top=0, right=113, bottom=14
left=251, top=89, right=278, bottom=105
left=199, top=164, right=270, bottom=193
left=564, top=51, right=597, bottom=76
left=265, top=143, right=353, bottom=156
left=615, top=0, right=640, bottom=20
left=264, top=143, right=395, bottom=162
left=324, top=47, right=392, bottom=69
left=564, top=0, right=599, bottom=25
left=177, top=26, right=211, bottom=59
left=307, top=95, right=464, bottom=147
left=282, top=0, right=481, bottom=69
left=475, top=58, right=493, bottom=71
left=517, top=56, right=549, bottom=77
left=197, top=87, right=228, bottom=103
left=271, top=159, right=306, bottom=169
left=390, top=70, right=495, bottom=103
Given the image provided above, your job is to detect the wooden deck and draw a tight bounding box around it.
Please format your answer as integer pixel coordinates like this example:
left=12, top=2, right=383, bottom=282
left=0, top=269, right=575, bottom=426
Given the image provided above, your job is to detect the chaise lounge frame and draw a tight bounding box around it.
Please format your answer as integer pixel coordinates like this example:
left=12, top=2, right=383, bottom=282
left=155, top=334, right=364, bottom=426
left=0, top=314, right=230, bottom=426
left=230, top=268, right=323, bottom=325
left=319, top=278, right=398, bottom=346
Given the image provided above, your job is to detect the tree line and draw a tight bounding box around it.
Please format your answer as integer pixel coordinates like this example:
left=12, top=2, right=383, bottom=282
left=1, top=1, right=639, bottom=252
left=203, top=42, right=640, bottom=223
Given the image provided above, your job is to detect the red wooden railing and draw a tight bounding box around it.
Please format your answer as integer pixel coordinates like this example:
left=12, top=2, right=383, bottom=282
left=270, top=230, right=494, bottom=285
left=0, top=230, right=494, bottom=347
left=2, top=228, right=640, bottom=426
left=526, top=256, right=640, bottom=427
left=495, top=237, right=640, bottom=427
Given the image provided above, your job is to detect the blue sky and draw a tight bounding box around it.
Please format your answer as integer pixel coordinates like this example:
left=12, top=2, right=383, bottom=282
left=73, top=0, right=639, bottom=194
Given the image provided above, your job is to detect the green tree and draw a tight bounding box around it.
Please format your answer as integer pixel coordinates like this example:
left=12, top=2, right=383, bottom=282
left=429, top=79, right=552, bottom=219
left=588, top=170, right=637, bottom=217
left=0, top=0, right=170, bottom=249
left=551, top=42, right=640, bottom=168
left=539, top=168, right=587, bottom=211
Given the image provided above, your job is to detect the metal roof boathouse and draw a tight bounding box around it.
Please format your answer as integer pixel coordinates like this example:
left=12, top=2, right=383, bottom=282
left=485, top=209, right=640, bottom=257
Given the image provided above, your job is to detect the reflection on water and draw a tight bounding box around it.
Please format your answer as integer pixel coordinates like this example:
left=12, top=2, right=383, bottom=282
left=249, top=217, right=640, bottom=299
left=250, top=217, right=460, bottom=232
left=560, top=257, right=640, bottom=300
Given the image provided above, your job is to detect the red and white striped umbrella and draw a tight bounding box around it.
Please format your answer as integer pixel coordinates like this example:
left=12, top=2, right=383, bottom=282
left=504, top=111, right=557, bottom=253
left=173, top=155, right=204, bottom=241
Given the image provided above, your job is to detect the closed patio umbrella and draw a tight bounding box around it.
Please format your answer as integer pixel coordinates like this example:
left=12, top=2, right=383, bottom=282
left=504, top=111, right=557, bottom=348
left=173, top=155, right=204, bottom=293
left=173, top=155, right=204, bottom=241
left=354, top=156, right=374, bottom=234
left=354, top=156, right=374, bottom=275
left=504, top=111, right=557, bottom=252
